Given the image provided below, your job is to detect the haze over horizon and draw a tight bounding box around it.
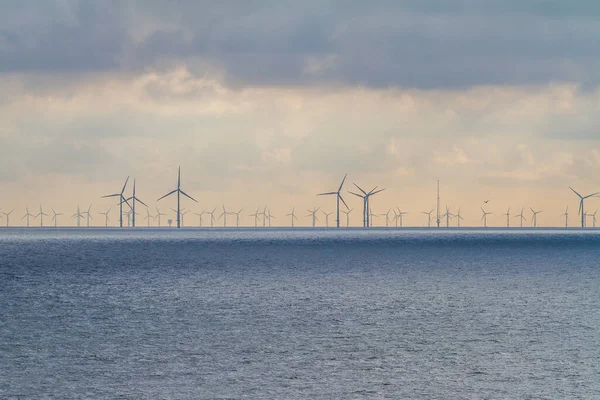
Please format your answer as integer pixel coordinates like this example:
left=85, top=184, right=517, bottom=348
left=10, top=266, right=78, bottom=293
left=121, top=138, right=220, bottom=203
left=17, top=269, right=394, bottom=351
left=2, top=1, right=600, bottom=227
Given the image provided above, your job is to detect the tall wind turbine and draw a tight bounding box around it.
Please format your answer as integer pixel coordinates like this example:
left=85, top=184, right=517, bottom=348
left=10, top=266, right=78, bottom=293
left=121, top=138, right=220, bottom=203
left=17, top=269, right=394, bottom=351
left=99, top=208, right=111, bottom=227
left=317, top=174, right=348, bottom=228
left=562, top=207, right=569, bottom=228
left=266, top=209, right=275, bottom=227
left=341, top=208, right=352, bottom=227
left=350, top=184, right=384, bottom=227
left=232, top=208, right=243, bottom=227
left=481, top=207, right=492, bottom=228
left=569, top=187, right=598, bottom=228
left=84, top=204, right=93, bottom=227
left=35, top=205, right=48, bottom=227
left=102, top=177, right=131, bottom=228
left=207, top=207, right=217, bottom=227
left=144, top=208, right=154, bottom=227
left=504, top=207, right=511, bottom=228
left=286, top=207, right=298, bottom=227
left=322, top=210, right=333, bottom=227
left=22, top=206, right=34, bottom=227
left=155, top=207, right=166, bottom=227
left=157, top=167, right=197, bottom=228
left=514, top=207, right=526, bottom=228
left=530, top=207, right=542, bottom=228
left=125, top=180, right=148, bottom=228
left=422, top=209, right=434, bottom=228
left=249, top=208, right=261, bottom=227
left=72, top=205, right=84, bottom=227
left=51, top=209, right=62, bottom=228
left=307, top=207, right=320, bottom=228
left=2, top=210, right=13, bottom=227
left=442, top=205, right=454, bottom=228
left=456, top=208, right=464, bottom=227
left=397, top=207, right=408, bottom=228
left=220, top=204, right=230, bottom=227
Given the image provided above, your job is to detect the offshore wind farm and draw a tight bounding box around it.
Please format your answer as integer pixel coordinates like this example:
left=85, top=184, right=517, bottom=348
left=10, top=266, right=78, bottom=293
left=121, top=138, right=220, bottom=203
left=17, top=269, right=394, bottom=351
left=2, top=173, right=600, bottom=229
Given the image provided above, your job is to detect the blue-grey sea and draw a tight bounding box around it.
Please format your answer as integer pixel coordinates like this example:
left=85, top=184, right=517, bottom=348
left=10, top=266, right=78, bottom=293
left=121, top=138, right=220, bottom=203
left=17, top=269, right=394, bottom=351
left=1, top=229, right=599, bottom=399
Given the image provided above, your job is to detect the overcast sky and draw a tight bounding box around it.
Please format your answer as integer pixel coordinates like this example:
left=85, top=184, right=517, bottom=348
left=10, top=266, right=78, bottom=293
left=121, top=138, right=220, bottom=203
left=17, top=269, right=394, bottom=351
left=2, top=1, right=600, bottom=227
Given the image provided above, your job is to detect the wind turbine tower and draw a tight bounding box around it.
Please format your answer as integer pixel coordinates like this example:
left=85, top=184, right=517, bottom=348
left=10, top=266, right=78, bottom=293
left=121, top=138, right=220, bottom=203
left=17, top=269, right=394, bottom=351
left=72, top=205, right=84, bottom=227
left=569, top=187, right=598, bottom=228
left=341, top=208, right=352, bottom=227
left=530, top=207, right=542, bottom=228
left=514, top=208, right=526, bottom=228
left=422, top=209, right=434, bottom=228
left=157, top=167, right=198, bottom=228
left=2, top=210, right=13, bottom=227
left=481, top=207, right=492, bottom=228
left=317, top=174, right=348, bottom=228
left=99, top=208, right=111, bottom=227
left=51, top=209, right=62, bottom=228
left=102, top=177, right=130, bottom=228
left=22, top=206, right=34, bottom=227
left=35, top=205, right=48, bottom=227
left=436, top=180, right=441, bottom=228
left=504, top=207, right=511, bottom=228
left=307, top=207, right=320, bottom=228
left=562, top=207, right=569, bottom=228
left=286, top=207, right=298, bottom=227
left=155, top=207, right=166, bottom=227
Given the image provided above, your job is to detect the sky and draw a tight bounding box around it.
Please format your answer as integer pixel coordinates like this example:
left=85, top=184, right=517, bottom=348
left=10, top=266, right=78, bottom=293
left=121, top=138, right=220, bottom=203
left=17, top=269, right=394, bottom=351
left=2, top=0, right=600, bottom=227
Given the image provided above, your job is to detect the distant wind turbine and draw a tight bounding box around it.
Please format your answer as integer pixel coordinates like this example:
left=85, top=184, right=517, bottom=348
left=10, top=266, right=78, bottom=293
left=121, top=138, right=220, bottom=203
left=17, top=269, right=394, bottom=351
left=125, top=180, right=148, bottom=228
left=504, top=207, right=511, bottom=228
left=144, top=208, right=154, bottom=227
left=157, top=167, right=197, bottom=228
left=193, top=209, right=205, bottom=227
left=455, top=208, right=464, bottom=227
left=22, top=206, right=34, bottom=227
left=341, top=208, right=353, bottom=227
left=207, top=207, right=217, bottom=227
left=266, top=209, right=275, bottom=227
left=83, top=204, right=93, bottom=227
left=102, top=176, right=131, bottom=228
left=322, top=210, right=333, bottom=227
left=249, top=208, right=261, bottom=227
left=2, top=210, right=13, bottom=227
left=349, top=184, right=384, bottom=227
left=51, top=209, right=62, bottom=228
left=286, top=207, right=298, bottom=227
left=72, top=205, right=84, bottom=227
left=155, top=207, right=166, bottom=227
left=530, top=207, right=542, bottom=228
left=569, top=187, right=598, bottom=228
left=442, top=205, right=454, bottom=228
left=481, top=207, right=492, bottom=228
left=99, top=208, right=111, bottom=227
left=317, top=174, right=349, bottom=228
left=232, top=208, right=244, bottom=227
left=220, top=204, right=231, bottom=227
left=591, top=210, right=598, bottom=228
left=34, top=205, right=48, bottom=227
left=307, top=207, right=320, bottom=228
left=562, top=207, right=569, bottom=228
left=514, top=207, right=526, bottom=228
left=422, top=209, right=434, bottom=228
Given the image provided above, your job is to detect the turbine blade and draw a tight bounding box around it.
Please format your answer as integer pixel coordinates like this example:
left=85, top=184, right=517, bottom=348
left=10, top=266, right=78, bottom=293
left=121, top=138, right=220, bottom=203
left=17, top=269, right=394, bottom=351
left=339, top=194, right=349, bottom=210
left=157, top=189, right=177, bottom=202
left=317, top=192, right=337, bottom=196
left=353, top=183, right=367, bottom=195
left=180, top=190, right=198, bottom=202
left=338, top=173, right=347, bottom=192
left=121, top=176, right=130, bottom=194
left=136, top=198, right=148, bottom=207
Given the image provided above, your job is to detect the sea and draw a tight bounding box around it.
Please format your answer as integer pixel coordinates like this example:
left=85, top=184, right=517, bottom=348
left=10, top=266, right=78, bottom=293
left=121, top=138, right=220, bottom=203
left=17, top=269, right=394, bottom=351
left=1, top=228, right=599, bottom=399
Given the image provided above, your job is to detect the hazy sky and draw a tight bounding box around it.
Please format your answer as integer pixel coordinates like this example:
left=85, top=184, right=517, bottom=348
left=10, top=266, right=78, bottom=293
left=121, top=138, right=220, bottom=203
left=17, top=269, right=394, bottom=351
left=2, top=1, right=600, bottom=227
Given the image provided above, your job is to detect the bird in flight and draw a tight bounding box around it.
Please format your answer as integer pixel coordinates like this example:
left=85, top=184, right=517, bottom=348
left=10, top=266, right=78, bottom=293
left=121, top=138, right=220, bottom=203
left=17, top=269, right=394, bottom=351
left=484, top=200, right=490, bottom=204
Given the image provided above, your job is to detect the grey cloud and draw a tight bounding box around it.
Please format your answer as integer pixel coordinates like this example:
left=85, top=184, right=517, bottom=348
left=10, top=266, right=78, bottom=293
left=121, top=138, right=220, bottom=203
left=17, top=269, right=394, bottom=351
left=2, top=1, right=600, bottom=88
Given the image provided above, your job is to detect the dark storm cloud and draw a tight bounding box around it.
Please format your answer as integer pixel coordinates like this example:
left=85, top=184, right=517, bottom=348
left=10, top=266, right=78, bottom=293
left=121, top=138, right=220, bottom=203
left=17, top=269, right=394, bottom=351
left=2, top=1, right=600, bottom=88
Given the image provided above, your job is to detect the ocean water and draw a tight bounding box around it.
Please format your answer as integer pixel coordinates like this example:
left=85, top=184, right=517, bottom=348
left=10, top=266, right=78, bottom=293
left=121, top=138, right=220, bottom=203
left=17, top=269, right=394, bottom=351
left=1, top=229, right=599, bottom=399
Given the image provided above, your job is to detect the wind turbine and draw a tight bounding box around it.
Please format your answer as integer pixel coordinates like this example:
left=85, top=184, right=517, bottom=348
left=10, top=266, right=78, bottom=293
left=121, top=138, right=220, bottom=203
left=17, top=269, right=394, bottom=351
left=349, top=184, right=384, bottom=227
left=317, top=174, right=349, bottom=228
left=381, top=209, right=392, bottom=228
left=341, top=208, right=353, bottom=227
left=144, top=208, right=154, bottom=227
left=83, top=204, right=93, bottom=227
left=171, top=208, right=188, bottom=227
left=530, top=207, right=542, bottom=228
left=591, top=210, right=598, bottom=228
left=504, top=207, right=511, bottom=228
left=396, top=207, right=408, bottom=228
left=455, top=208, right=464, bottom=227
left=180, top=209, right=188, bottom=227
left=286, top=207, right=298, bottom=227
left=514, top=207, right=526, bottom=228
left=569, top=187, right=599, bottom=228
left=368, top=210, right=378, bottom=227
left=307, top=207, right=320, bottom=228
left=562, top=207, right=569, bottom=228
left=220, top=204, right=231, bottom=227
left=481, top=207, right=492, bottom=228
left=22, top=206, right=34, bottom=227
left=232, top=208, right=244, bottom=227
left=322, top=210, right=333, bottom=227
left=51, top=209, right=62, bottom=228
left=99, top=208, right=111, bottom=227
left=249, top=208, right=261, bottom=227
left=155, top=207, right=166, bottom=227
left=157, top=167, right=197, bottom=228
left=207, top=207, right=217, bottom=227
left=442, top=205, right=454, bottom=228
left=72, top=205, right=84, bottom=227
left=266, top=209, right=275, bottom=227
left=35, top=205, right=48, bottom=227
left=193, top=209, right=205, bottom=227
left=125, top=180, right=148, bottom=228
left=2, top=210, right=13, bottom=227
left=422, top=209, right=434, bottom=228
left=102, top=177, right=131, bottom=228
left=261, top=206, right=268, bottom=227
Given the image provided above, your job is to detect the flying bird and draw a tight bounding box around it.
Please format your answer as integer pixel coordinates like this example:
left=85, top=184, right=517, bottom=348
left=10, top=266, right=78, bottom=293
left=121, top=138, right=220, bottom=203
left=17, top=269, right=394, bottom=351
left=484, top=200, right=490, bottom=204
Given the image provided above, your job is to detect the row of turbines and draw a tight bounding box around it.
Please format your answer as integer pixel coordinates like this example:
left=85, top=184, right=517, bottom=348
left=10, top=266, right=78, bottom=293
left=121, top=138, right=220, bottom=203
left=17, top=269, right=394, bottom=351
left=1, top=170, right=599, bottom=228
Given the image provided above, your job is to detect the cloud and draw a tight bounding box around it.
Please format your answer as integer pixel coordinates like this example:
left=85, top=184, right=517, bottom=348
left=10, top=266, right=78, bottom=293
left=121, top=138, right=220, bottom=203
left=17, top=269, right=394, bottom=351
left=3, top=1, right=600, bottom=89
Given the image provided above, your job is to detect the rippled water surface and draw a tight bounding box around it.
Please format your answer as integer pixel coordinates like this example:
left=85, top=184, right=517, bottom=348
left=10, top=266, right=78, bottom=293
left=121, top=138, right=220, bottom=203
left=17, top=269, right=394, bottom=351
left=1, top=229, right=599, bottom=399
